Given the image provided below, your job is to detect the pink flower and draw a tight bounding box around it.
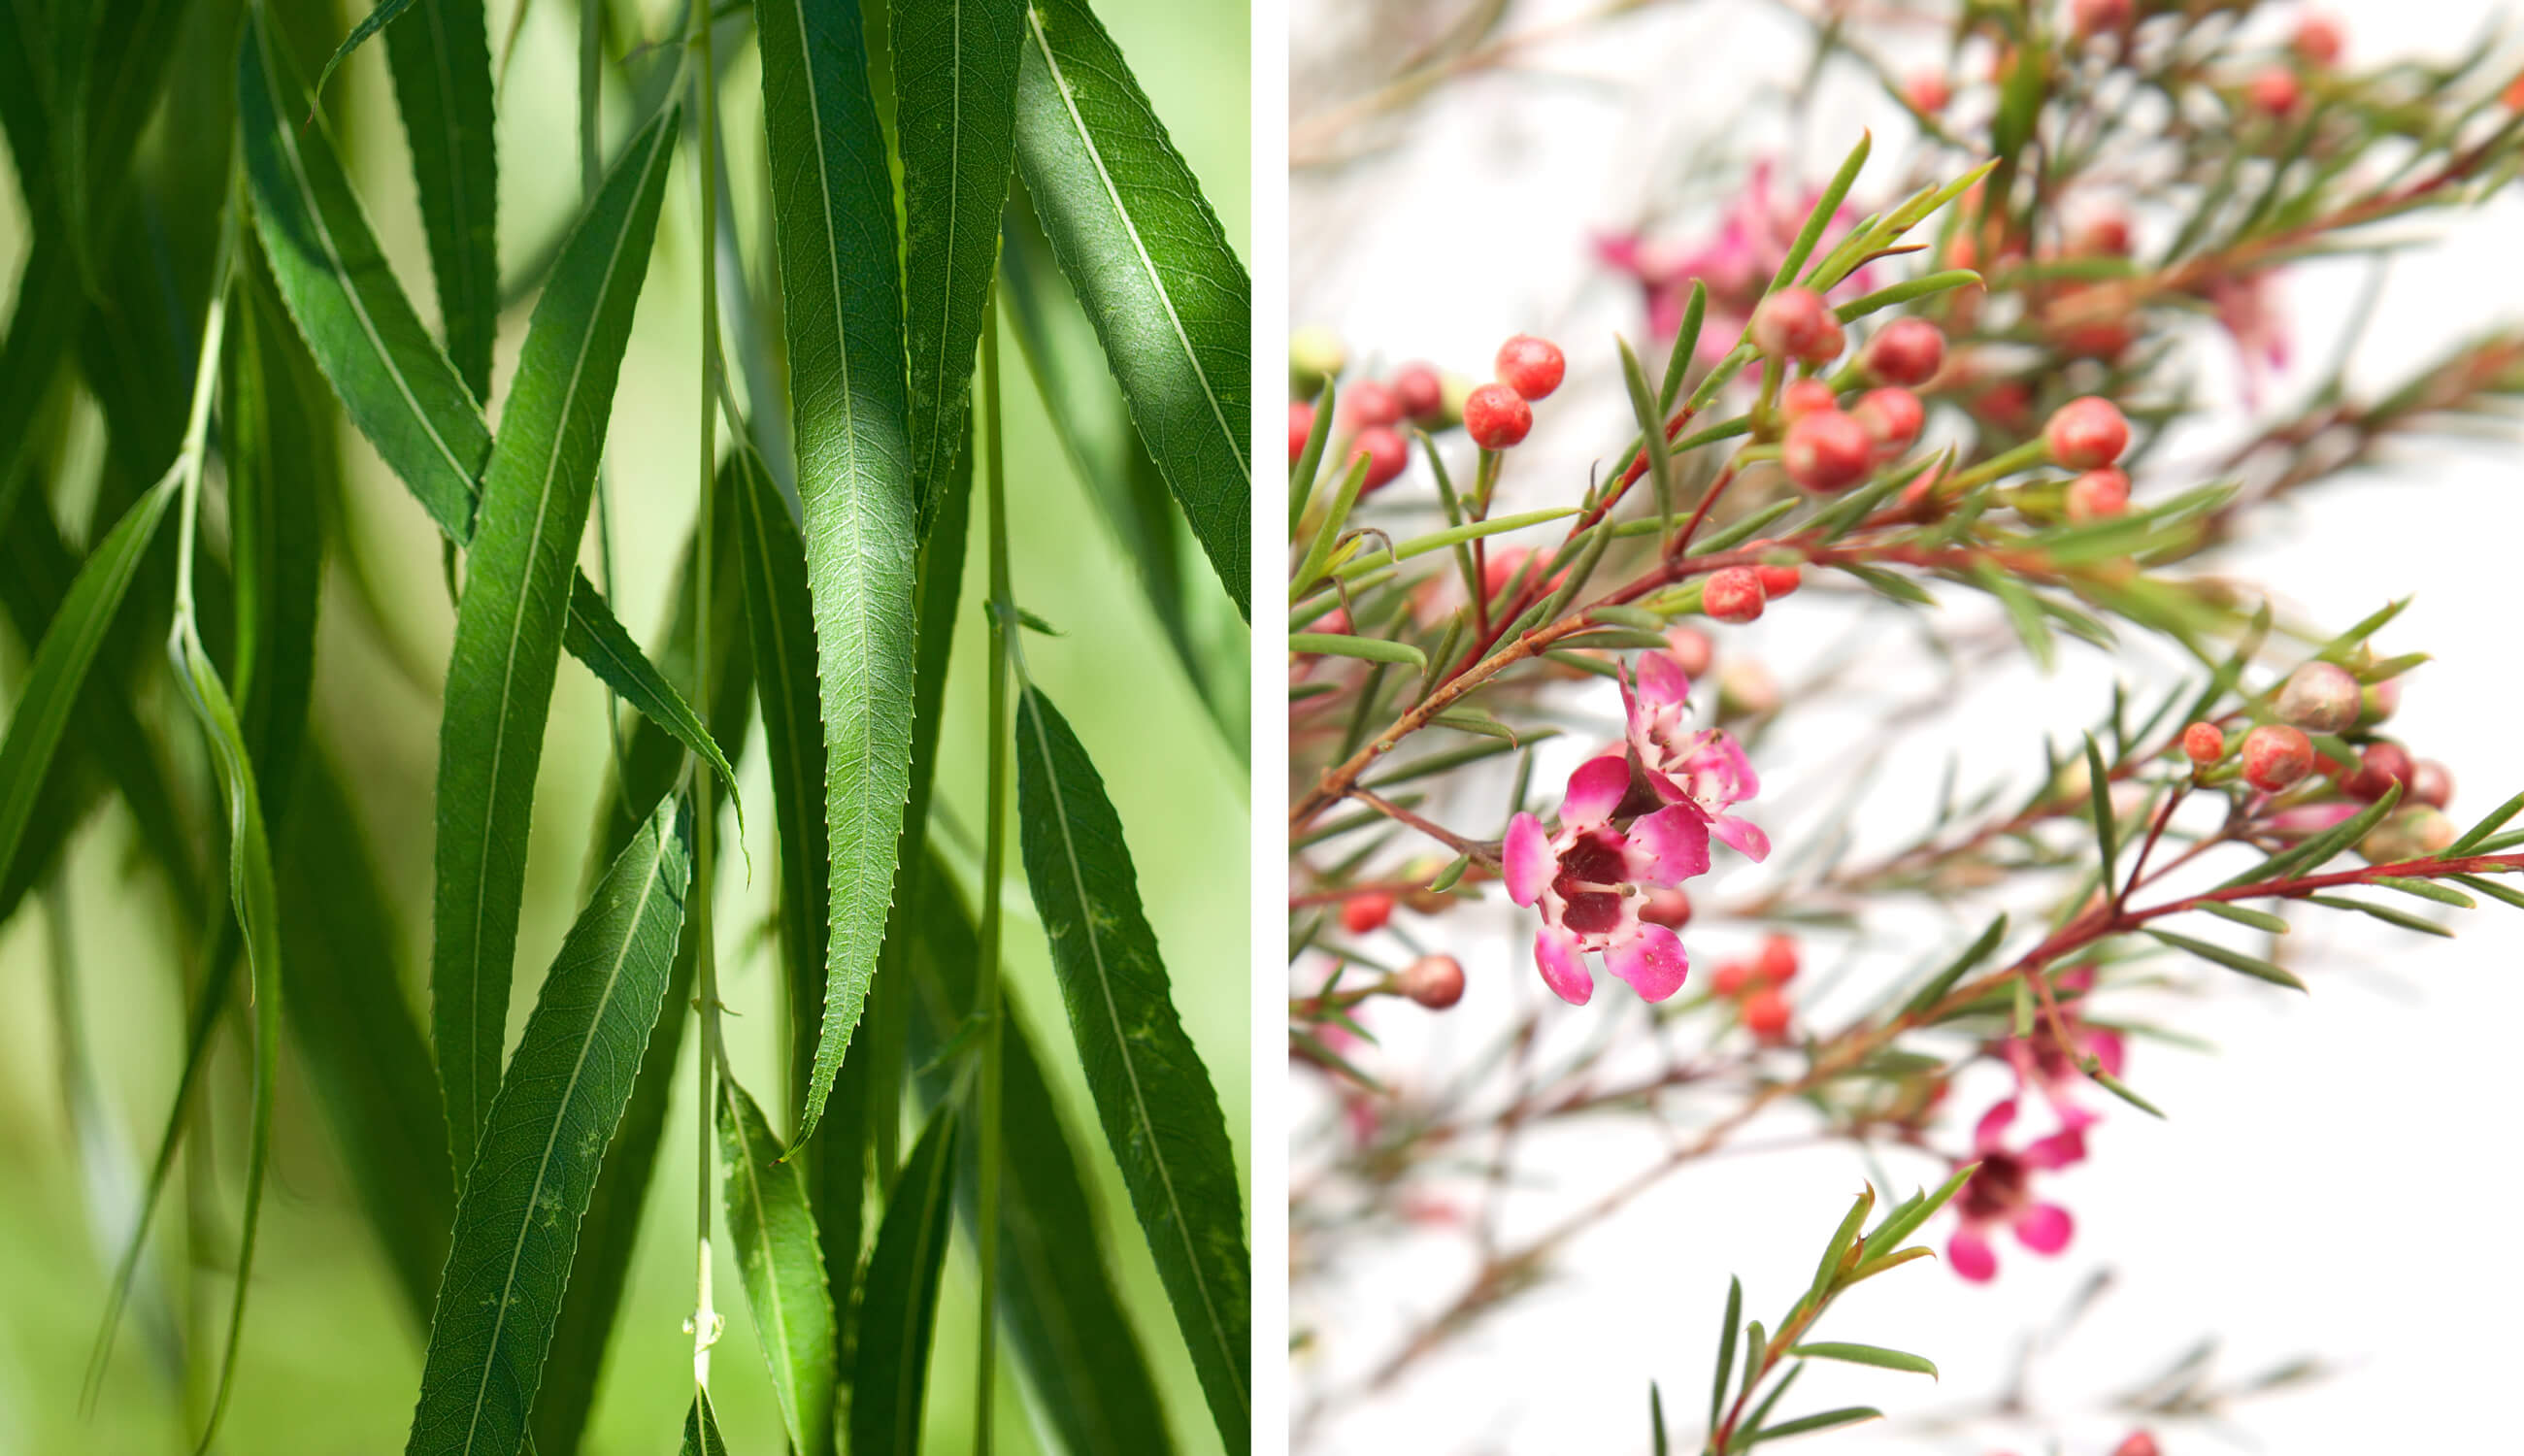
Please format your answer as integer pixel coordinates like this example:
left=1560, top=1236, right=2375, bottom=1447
left=1503, top=756, right=1712, bottom=1005
left=1947, top=1099, right=2085, bottom=1282
left=2209, top=270, right=2290, bottom=407
left=1996, top=966, right=2125, bottom=1130
left=1596, top=162, right=1873, bottom=362
left=1619, top=653, right=1771, bottom=862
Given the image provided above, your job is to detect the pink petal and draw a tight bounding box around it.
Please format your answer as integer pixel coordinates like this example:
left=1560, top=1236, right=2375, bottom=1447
left=1948, top=1226, right=1997, bottom=1282
left=1607, top=924, right=1690, bottom=1002
left=2084, top=1027, right=2128, bottom=1079
left=1973, top=1099, right=2019, bottom=1155
left=1646, top=289, right=1683, bottom=339
left=1560, top=755, right=1634, bottom=829
left=1534, top=928, right=1595, bottom=1006
left=1503, top=814, right=1553, bottom=907
left=1638, top=651, right=1692, bottom=709
left=2025, top=1127, right=2087, bottom=1171
left=2013, top=1202, right=2075, bottom=1255
left=1710, top=813, right=1771, bottom=863
left=1626, top=807, right=1712, bottom=884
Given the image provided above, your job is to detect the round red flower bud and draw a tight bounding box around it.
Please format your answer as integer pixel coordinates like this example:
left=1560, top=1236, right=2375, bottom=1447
left=1750, top=287, right=1841, bottom=363
left=1345, top=379, right=1403, bottom=429
left=1704, top=567, right=1768, bottom=624
left=2411, top=759, right=2454, bottom=810
left=1355, top=426, right=1410, bottom=491
left=1639, top=887, right=1693, bottom=930
left=2362, top=807, right=2457, bottom=863
left=2182, top=721, right=2226, bottom=765
left=2250, top=64, right=2302, bottom=116
left=1494, top=335, right=1567, bottom=400
left=2294, top=13, right=2343, bottom=65
left=1392, top=362, right=1445, bottom=420
left=2275, top=661, right=2361, bottom=733
left=1398, top=954, right=1466, bottom=1009
left=1665, top=626, right=1714, bottom=678
left=2344, top=741, right=2415, bottom=802
left=1755, top=563, right=1803, bottom=600
left=2042, top=395, right=2131, bottom=470
left=1742, top=985, right=1792, bottom=1042
left=1903, top=70, right=1952, bottom=114
left=1481, top=546, right=1567, bottom=600
left=1463, top=383, right=1533, bottom=449
left=1864, top=317, right=1946, bottom=386
left=1289, top=400, right=1318, bottom=462
left=1782, top=410, right=1874, bottom=492
left=1341, top=891, right=1396, bottom=935
left=1851, top=387, right=1924, bottom=456
left=2112, top=1434, right=2162, bottom=1456
left=1779, top=378, right=1840, bottom=421
left=2065, top=468, right=2131, bottom=523
left=2076, top=213, right=2134, bottom=256
left=2072, top=0, right=2131, bottom=39
left=1711, top=959, right=1751, bottom=997
left=1755, top=934, right=1800, bottom=985
left=2241, top=723, right=2314, bottom=792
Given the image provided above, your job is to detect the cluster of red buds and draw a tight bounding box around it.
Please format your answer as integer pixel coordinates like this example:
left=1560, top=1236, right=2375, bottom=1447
left=1708, top=933, right=1801, bottom=1042
left=2180, top=657, right=2455, bottom=860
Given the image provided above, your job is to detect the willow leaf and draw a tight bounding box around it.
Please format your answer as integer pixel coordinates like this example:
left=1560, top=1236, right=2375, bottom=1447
left=1013, top=0, right=1250, bottom=619
left=1013, top=683, right=1250, bottom=1451
left=719, top=1075, right=838, bottom=1456
left=403, top=795, right=694, bottom=1456
left=758, top=0, right=918, bottom=1147
left=894, top=0, right=1024, bottom=533
left=849, top=1105, right=960, bottom=1456
left=906, top=851, right=1176, bottom=1455
left=380, top=0, right=500, bottom=398
left=429, top=105, right=679, bottom=1172
left=279, top=750, right=453, bottom=1327
left=168, top=627, right=283, bottom=1454
left=681, top=1390, right=730, bottom=1456
left=315, top=0, right=420, bottom=103
left=239, top=16, right=732, bottom=792
left=0, top=477, right=175, bottom=900
left=227, top=249, right=328, bottom=824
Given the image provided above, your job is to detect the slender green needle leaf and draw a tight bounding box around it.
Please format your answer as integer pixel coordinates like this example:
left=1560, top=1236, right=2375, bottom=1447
left=1289, top=633, right=1423, bottom=672
left=380, top=0, right=500, bottom=398
left=404, top=796, right=695, bottom=1456
left=1013, top=684, right=1250, bottom=1451
left=1745, top=1406, right=1883, bottom=1444
left=1710, top=1275, right=1742, bottom=1428
left=2083, top=734, right=2117, bottom=891
left=2304, top=893, right=2454, bottom=937
left=850, top=1106, right=961, bottom=1456
left=719, top=1076, right=838, bottom=1456
left=2197, top=900, right=2290, bottom=934
left=1651, top=1382, right=1670, bottom=1456
left=758, top=0, right=920, bottom=1148
left=2144, top=928, right=2308, bottom=990
left=1902, top=912, right=2008, bottom=1017
left=1013, top=0, right=1250, bottom=617
left=1787, top=1343, right=1938, bottom=1379
left=430, top=106, right=680, bottom=1172
left=895, top=0, right=1025, bottom=533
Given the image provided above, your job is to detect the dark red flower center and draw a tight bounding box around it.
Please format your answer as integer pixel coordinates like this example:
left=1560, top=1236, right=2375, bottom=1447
left=1555, top=829, right=1630, bottom=936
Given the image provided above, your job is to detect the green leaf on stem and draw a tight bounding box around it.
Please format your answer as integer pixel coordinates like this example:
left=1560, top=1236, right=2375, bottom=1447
left=1810, top=1186, right=1875, bottom=1302
left=1014, top=683, right=1252, bottom=1451
left=2230, top=783, right=2401, bottom=887
left=2144, top=927, right=2308, bottom=990
left=314, top=0, right=421, bottom=104
left=2089, top=1065, right=2167, bottom=1118
left=680, top=1390, right=729, bottom=1456
left=2197, top=901, right=2291, bottom=935
left=1710, top=1275, right=1743, bottom=1428
left=1659, top=281, right=1707, bottom=409
left=404, top=796, right=693, bottom=1456
left=1744, top=1406, right=1883, bottom=1444
left=2304, top=893, right=2455, bottom=937
left=758, top=0, right=919, bottom=1149
left=895, top=0, right=1025, bottom=534
left=2083, top=734, right=2118, bottom=891
left=850, top=1105, right=961, bottom=1456
left=1290, top=633, right=1425, bottom=673
left=1775, top=132, right=1871, bottom=295
left=2447, top=789, right=2524, bottom=855
left=429, top=105, right=680, bottom=1173
left=719, top=1075, right=838, bottom=1456
left=1832, top=270, right=1982, bottom=321
left=2373, top=876, right=2474, bottom=909
left=379, top=0, right=499, bottom=399
left=1618, top=337, right=1676, bottom=527
left=1901, top=913, right=2009, bottom=1018
left=1787, top=1343, right=1938, bottom=1379
left=1013, top=0, right=1251, bottom=618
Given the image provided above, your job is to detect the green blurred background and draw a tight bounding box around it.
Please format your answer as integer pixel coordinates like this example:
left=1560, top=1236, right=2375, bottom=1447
left=0, top=0, right=1250, bottom=1449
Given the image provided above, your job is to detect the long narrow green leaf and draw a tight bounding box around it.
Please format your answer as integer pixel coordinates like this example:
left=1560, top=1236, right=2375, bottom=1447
left=0, top=477, right=176, bottom=899
left=904, top=851, right=1176, bottom=1454
left=403, top=795, right=695, bottom=1456
left=228, top=248, right=328, bottom=824
left=239, top=16, right=733, bottom=789
left=719, top=1075, right=838, bottom=1456
left=894, top=0, right=1025, bottom=532
left=380, top=0, right=500, bottom=399
left=849, top=1105, right=961, bottom=1456
left=1013, top=682, right=1250, bottom=1451
left=278, top=749, right=454, bottom=1327
left=1012, top=0, right=1250, bottom=619
left=167, top=623, right=283, bottom=1454
left=680, top=1390, right=730, bottom=1455
left=429, top=106, right=680, bottom=1171
left=758, top=0, right=919, bottom=1148
left=314, top=0, right=420, bottom=102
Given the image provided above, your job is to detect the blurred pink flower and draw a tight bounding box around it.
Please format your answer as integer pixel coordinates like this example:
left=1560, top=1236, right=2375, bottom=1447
left=1596, top=162, right=1873, bottom=362
left=1619, top=653, right=1770, bottom=861
left=1503, top=755, right=1712, bottom=1005
left=1997, top=966, right=2125, bottom=1130
left=1948, top=1098, right=2085, bottom=1282
left=2209, top=270, right=2290, bottom=406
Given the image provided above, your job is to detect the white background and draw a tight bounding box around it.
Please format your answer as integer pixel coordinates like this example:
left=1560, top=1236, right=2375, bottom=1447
left=1285, top=2, right=2524, bottom=1451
